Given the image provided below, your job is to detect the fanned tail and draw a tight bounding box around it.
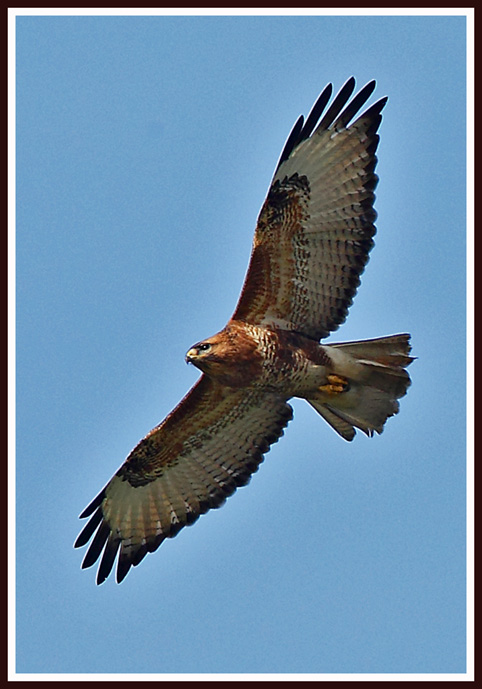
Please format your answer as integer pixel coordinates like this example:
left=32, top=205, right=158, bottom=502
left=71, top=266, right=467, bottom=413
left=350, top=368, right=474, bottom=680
left=308, top=334, right=414, bottom=441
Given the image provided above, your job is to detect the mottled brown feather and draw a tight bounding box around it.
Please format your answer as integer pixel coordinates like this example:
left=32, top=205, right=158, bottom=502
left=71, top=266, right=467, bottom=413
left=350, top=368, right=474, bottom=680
left=76, top=375, right=292, bottom=583
left=75, top=79, right=410, bottom=586
left=232, top=81, right=387, bottom=340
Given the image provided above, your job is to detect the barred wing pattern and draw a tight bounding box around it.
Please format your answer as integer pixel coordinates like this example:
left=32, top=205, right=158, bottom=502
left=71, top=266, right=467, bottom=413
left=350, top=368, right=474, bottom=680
left=75, top=376, right=292, bottom=584
left=76, top=78, right=392, bottom=584
left=233, top=77, right=387, bottom=340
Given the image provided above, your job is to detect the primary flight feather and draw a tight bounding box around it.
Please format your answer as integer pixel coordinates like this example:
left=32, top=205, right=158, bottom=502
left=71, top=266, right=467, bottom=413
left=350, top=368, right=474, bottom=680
left=75, top=78, right=413, bottom=584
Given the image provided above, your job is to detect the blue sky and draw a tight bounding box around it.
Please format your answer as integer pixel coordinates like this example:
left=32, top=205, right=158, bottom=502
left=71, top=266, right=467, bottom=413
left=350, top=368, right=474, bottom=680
left=13, top=11, right=470, bottom=678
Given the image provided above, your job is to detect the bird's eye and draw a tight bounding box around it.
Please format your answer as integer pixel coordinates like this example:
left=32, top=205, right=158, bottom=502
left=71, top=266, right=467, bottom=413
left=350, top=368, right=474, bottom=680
left=197, top=343, right=212, bottom=352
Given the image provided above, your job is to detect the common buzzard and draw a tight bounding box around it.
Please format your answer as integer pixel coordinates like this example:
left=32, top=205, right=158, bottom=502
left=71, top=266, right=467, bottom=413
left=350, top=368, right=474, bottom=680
left=75, top=78, right=413, bottom=584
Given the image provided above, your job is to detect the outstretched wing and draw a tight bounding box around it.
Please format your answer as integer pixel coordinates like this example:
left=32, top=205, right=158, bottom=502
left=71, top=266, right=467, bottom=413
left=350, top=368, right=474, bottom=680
left=233, top=77, right=387, bottom=341
left=75, top=376, right=292, bottom=584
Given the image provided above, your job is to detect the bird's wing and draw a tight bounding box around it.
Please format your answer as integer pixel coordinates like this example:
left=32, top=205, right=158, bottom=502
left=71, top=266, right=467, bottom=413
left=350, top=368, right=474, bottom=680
left=75, top=375, right=292, bottom=584
left=232, top=77, right=387, bottom=341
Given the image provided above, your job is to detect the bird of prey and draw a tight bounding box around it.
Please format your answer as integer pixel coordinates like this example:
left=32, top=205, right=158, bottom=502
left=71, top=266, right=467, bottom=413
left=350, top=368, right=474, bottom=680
left=75, top=77, right=413, bottom=584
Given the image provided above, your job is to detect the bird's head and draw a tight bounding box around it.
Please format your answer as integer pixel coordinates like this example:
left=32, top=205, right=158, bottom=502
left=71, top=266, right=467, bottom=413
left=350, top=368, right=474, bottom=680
left=185, top=324, right=262, bottom=386
left=185, top=340, right=216, bottom=366
left=185, top=331, right=231, bottom=375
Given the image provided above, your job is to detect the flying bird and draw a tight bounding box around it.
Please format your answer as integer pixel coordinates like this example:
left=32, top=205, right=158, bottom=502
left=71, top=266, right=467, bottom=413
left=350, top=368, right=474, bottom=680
left=75, top=78, right=413, bottom=584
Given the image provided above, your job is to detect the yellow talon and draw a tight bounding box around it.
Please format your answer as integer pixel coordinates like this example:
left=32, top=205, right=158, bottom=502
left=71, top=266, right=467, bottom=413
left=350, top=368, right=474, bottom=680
left=319, top=374, right=350, bottom=395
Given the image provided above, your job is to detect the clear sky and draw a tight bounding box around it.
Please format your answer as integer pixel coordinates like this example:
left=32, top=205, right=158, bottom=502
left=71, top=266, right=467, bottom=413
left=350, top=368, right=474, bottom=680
left=13, top=10, right=469, bottom=679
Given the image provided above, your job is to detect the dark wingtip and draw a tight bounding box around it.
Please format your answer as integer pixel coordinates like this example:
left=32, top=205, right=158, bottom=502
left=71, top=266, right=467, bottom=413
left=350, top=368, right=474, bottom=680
left=333, top=79, right=377, bottom=129
left=78, top=488, right=105, bottom=519
left=74, top=506, right=103, bottom=548
left=81, top=520, right=110, bottom=569
left=300, top=82, right=333, bottom=141
left=315, top=77, right=357, bottom=131
left=116, top=554, right=133, bottom=584
left=95, top=535, right=122, bottom=585
left=276, top=78, right=385, bottom=173
left=275, top=114, right=304, bottom=171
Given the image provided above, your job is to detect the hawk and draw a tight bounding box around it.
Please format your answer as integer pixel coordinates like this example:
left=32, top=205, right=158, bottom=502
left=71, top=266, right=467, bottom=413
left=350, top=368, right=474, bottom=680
left=75, top=78, right=413, bottom=584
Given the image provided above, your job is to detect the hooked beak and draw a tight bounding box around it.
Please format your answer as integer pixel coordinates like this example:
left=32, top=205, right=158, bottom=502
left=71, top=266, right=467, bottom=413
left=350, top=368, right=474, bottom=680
left=185, top=348, right=197, bottom=364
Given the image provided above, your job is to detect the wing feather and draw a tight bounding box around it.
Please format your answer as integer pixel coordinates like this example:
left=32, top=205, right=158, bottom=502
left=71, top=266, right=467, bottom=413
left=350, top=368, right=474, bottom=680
left=232, top=78, right=387, bottom=340
left=75, top=376, right=292, bottom=583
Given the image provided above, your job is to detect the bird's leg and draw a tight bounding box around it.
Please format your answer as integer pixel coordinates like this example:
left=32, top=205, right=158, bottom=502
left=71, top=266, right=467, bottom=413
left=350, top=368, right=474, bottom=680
left=319, top=374, right=350, bottom=395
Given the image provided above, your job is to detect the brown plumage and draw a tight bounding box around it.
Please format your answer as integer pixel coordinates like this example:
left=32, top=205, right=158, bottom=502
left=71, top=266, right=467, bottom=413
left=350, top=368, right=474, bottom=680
left=75, top=78, right=413, bottom=584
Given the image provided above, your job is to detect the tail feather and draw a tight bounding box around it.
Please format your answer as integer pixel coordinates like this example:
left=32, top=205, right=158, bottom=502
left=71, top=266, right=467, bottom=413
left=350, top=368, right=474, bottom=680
left=313, top=404, right=358, bottom=441
left=308, top=334, right=413, bottom=441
